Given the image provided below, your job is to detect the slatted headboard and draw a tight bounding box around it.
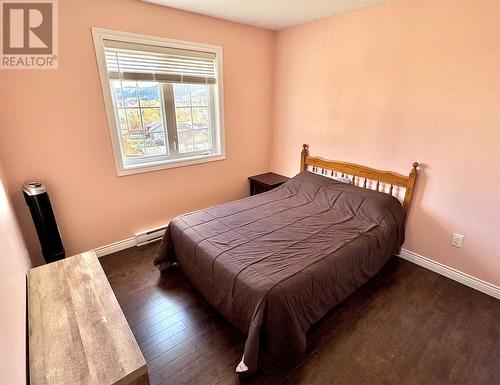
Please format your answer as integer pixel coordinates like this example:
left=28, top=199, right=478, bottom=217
left=300, top=144, right=419, bottom=221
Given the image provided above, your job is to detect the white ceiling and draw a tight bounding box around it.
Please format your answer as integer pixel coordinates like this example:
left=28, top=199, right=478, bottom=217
left=142, top=0, right=389, bottom=30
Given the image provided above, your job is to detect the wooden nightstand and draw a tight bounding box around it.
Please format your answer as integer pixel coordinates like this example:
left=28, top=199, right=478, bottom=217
left=248, top=172, right=289, bottom=195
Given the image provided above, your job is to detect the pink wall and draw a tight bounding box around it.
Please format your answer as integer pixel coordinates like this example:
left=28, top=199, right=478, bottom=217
left=0, top=0, right=275, bottom=263
left=0, top=161, right=31, bottom=385
left=272, top=0, right=500, bottom=285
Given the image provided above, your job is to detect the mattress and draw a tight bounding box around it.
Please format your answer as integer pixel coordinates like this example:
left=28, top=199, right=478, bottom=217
left=154, top=171, right=405, bottom=374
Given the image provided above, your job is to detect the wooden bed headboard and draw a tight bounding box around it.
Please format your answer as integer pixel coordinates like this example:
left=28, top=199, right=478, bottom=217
left=300, top=144, right=419, bottom=220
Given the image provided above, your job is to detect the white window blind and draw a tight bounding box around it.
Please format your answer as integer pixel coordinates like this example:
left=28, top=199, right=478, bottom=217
left=103, top=39, right=217, bottom=85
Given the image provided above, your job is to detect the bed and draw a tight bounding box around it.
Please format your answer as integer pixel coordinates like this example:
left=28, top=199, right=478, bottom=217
left=154, top=144, right=419, bottom=375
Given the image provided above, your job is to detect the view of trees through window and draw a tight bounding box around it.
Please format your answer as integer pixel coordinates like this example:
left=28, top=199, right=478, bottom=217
left=112, top=80, right=211, bottom=160
left=112, top=81, right=166, bottom=158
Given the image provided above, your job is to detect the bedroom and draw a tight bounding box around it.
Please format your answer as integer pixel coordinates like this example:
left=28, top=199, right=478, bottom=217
left=1, top=0, right=499, bottom=384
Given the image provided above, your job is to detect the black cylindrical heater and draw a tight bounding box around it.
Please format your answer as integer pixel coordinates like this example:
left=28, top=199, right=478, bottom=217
left=22, top=182, right=65, bottom=263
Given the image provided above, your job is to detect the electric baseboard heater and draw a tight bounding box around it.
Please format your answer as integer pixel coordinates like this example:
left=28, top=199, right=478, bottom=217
left=135, top=225, right=167, bottom=247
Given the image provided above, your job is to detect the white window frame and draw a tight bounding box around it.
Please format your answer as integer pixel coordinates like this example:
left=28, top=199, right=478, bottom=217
left=92, top=27, right=226, bottom=176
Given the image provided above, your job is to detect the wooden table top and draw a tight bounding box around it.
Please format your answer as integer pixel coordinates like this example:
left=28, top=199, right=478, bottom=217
left=28, top=251, right=148, bottom=385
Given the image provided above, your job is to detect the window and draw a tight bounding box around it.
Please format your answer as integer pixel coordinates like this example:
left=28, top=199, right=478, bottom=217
left=92, top=28, right=225, bottom=175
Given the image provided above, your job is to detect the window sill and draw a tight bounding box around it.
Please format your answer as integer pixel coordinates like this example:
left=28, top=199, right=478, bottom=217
left=116, top=153, right=226, bottom=176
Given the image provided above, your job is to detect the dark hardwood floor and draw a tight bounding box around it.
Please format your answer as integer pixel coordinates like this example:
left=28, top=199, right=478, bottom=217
left=100, top=243, right=500, bottom=385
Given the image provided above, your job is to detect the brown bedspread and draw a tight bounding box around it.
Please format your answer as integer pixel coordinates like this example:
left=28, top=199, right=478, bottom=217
left=154, top=171, right=405, bottom=374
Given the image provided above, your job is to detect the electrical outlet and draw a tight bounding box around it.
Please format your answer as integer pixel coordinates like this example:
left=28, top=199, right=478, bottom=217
left=451, top=233, right=464, bottom=248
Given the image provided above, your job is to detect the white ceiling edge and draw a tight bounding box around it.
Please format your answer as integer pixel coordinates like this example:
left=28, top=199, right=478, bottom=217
left=141, top=0, right=390, bottom=30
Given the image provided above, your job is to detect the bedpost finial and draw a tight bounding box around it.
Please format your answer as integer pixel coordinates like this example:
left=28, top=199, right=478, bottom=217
left=300, top=144, right=309, bottom=172
left=412, top=162, right=419, bottom=170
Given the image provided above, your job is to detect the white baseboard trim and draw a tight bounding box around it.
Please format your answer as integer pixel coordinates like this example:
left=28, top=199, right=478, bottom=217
left=94, top=237, right=136, bottom=258
left=398, top=248, right=500, bottom=300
